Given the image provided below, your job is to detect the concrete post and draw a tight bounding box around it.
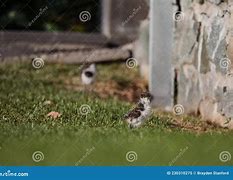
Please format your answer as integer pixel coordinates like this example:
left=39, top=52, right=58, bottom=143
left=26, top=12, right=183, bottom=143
left=149, top=0, right=174, bottom=109
left=101, top=0, right=112, bottom=38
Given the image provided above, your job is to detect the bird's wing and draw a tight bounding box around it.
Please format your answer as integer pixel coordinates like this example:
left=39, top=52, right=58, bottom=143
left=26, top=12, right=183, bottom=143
left=124, top=108, right=141, bottom=119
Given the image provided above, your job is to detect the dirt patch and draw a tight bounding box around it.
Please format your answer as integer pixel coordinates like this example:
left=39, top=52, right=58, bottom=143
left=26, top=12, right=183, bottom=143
left=64, top=77, right=148, bottom=103
left=154, top=111, right=229, bottom=133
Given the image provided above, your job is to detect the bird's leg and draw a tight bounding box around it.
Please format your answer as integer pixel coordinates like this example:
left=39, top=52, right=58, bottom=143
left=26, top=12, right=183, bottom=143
left=129, top=124, right=134, bottom=129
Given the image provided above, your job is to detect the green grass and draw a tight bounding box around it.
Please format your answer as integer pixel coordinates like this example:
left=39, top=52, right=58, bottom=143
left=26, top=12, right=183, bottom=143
left=0, top=62, right=233, bottom=166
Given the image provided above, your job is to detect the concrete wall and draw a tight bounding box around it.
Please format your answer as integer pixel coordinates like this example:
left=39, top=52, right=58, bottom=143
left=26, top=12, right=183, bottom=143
left=101, top=0, right=149, bottom=43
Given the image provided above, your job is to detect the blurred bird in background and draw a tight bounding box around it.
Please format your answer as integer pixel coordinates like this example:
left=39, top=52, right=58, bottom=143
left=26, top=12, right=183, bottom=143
left=81, top=63, right=96, bottom=85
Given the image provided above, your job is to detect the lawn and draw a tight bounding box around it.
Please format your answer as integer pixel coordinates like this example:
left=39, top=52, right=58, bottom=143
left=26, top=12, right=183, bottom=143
left=0, top=61, right=232, bottom=166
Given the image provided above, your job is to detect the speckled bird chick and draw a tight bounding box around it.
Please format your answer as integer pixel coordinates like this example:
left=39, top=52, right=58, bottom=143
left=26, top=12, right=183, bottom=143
left=124, top=92, right=153, bottom=128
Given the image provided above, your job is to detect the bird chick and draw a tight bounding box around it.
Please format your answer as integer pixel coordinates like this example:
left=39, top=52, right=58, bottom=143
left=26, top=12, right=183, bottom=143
left=124, top=92, right=153, bottom=128
left=81, top=63, right=96, bottom=85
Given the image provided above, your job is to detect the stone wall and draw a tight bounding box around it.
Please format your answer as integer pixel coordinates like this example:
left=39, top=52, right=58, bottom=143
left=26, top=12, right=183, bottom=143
left=136, top=0, right=233, bottom=129
left=174, top=0, right=233, bottom=128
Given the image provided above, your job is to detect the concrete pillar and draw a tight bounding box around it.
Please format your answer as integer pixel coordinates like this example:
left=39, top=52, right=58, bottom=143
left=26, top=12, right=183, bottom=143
left=101, top=0, right=112, bottom=38
left=149, top=0, right=174, bottom=109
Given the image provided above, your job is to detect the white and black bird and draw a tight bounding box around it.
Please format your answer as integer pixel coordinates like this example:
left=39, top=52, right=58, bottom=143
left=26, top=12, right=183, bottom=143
left=81, top=63, right=96, bottom=85
left=124, top=92, right=153, bottom=128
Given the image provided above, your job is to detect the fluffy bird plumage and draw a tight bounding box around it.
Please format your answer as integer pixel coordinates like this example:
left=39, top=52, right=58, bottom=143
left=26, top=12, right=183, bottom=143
left=81, top=63, right=96, bottom=85
left=124, top=92, right=153, bottom=128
